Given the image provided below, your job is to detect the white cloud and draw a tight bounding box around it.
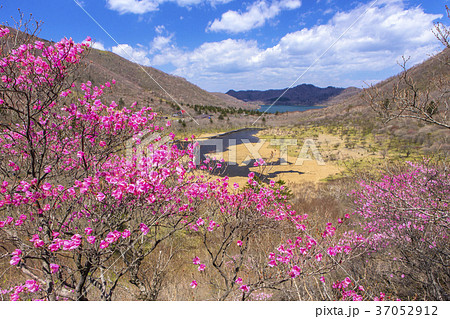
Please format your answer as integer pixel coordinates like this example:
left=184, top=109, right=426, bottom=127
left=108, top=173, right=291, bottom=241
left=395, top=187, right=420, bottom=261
left=103, top=1, right=444, bottom=92
left=173, top=39, right=261, bottom=73
left=107, top=0, right=159, bottom=14
left=208, top=0, right=302, bottom=33
left=112, top=44, right=151, bottom=65
left=149, top=35, right=175, bottom=54
left=151, top=1, right=443, bottom=91
left=155, top=25, right=166, bottom=34
left=106, top=0, right=232, bottom=14
left=91, top=41, right=106, bottom=51
left=280, top=0, right=302, bottom=10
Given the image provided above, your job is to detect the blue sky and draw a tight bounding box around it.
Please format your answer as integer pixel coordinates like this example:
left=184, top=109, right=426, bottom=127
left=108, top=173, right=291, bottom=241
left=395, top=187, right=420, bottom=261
left=1, top=0, right=449, bottom=92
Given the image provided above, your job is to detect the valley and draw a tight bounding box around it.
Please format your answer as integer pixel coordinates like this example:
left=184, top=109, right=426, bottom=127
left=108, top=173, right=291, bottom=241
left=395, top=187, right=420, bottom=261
left=0, top=4, right=448, bottom=303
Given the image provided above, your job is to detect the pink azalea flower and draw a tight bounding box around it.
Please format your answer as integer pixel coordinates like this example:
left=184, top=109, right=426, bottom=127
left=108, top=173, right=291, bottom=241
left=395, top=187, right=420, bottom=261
left=12, top=249, right=22, bottom=256
left=139, top=223, right=149, bottom=235
left=34, top=239, right=45, bottom=248
left=50, top=264, right=60, bottom=274
left=96, top=192, right=105, bottom=202
left=327, top=247, right=337, bottom=256
left=122, top=229, right=131, bottom=238
left=268, top=260, right=277, bottom=267
left=25, top=280, right=39, bottom=293
left=190, top=280, right=197, bottom=288
left=99, top=240, right=109, bottom=249
left=85, top=227, right=93, bottom=235
left=10, top=256, right=21, bottom=266
left=237, top=240, right=243, bottom=247
left=207, top=220, right=217, bottom=232
left=10, top=293, right=20, bottom=301
left=289, top=265, right=302, bottom=278
left=196, top=217, right=204, bottom=226
left=48, top=243, right=60, bottom=252
left=192, top=256, right=200, bottom=265
left=71, top=234, right=82, bottom=241
left=239, top=285, right=249, bottom=292
left=235, top=277, right=243, bottom=284
left=87, top=236, right=96, bottom=244
left=198, top=264, right=206, bottom=272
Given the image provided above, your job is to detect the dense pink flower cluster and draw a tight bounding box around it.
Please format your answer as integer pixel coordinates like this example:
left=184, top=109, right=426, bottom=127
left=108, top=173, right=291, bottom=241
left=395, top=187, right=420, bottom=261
left=266, top=215, right=362, bottom=279
left=0, top=280, right=40, bottom=301
left=352, top=162, right=449, bottom=251
left=332, top=277, right=363, bottom=301
left=0, top=31, right=88, bottom=93
left=9, top=249, right=22, bottom=266
left=332, top=277, right=400, bottom=301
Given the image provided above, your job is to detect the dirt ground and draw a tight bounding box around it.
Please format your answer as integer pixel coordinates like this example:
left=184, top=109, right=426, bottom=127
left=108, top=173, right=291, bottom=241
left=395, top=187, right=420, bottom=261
left=197, top=127, right=391, bottom=187
left=201, top=136, right=343, bottom=186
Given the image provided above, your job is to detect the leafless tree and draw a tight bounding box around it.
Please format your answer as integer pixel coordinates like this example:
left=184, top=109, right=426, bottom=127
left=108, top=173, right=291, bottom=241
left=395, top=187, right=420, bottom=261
left=366, top=6, right=450, bottom=130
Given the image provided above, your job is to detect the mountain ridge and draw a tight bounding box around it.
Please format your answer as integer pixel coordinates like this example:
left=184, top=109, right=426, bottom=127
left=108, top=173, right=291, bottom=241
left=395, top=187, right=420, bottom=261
left=226, top=84, right=361, bottom=106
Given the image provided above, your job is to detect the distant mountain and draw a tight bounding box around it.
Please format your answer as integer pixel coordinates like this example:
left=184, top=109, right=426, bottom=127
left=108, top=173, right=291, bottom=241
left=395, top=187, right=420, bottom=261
left=226, top=84, right=358, bottom=106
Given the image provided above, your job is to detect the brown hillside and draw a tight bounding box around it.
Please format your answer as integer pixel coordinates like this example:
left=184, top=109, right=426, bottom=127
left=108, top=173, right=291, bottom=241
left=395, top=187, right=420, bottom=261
left=1, top=25, right=252, bottom=112
left=83, top=48, right=252, bottom=111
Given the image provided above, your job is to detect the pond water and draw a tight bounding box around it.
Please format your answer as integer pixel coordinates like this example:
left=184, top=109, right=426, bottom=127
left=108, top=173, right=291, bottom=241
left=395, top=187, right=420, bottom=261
left=193, top=128, right=292, bottom=179
left=194, top=128, right=261, bottom=178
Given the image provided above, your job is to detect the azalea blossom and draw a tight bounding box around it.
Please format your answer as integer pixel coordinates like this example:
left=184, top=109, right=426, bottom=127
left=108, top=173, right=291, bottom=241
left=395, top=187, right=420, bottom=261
left=192, top=256, right=200, bottom=265
left=139, top=223, right=149, bottom=235
left=96, top=192, right=105, bottom=202
left=239, top=285, right=249, bottom=292
left=50, top=264, right=60, bottom=273
left=198, top=264, right=206, bottom=271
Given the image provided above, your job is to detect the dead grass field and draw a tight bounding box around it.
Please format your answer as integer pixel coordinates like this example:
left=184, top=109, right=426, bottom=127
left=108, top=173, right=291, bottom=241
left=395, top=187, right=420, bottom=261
left=198, top=124, right=428, bottom=187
